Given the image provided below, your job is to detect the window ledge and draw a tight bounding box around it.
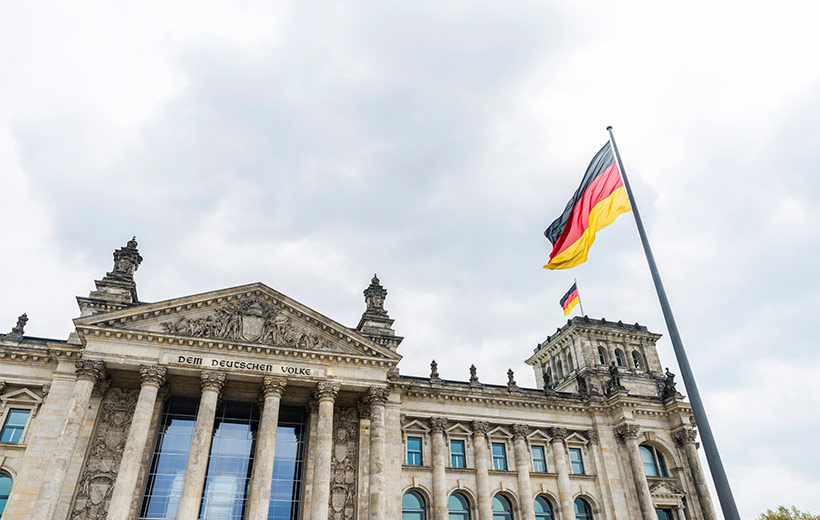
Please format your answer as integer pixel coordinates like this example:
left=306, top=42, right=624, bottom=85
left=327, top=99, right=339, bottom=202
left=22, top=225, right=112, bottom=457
left=446, top=467, right=475, bottom=473
left=569, top=473, right=596, bottom=479
left=0, top=441, right=27, bottom=451
left=530, top=471, right=558, bottom=477
left=402, top=464, right=432, bottom=471
left=488, top=469, right=517, bottom=476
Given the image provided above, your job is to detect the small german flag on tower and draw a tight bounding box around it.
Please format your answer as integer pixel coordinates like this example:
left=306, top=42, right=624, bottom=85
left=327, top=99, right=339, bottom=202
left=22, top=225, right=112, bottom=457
left=543, top=142, right=631, bottom=269
left=560, top=282, right=580, bottom=316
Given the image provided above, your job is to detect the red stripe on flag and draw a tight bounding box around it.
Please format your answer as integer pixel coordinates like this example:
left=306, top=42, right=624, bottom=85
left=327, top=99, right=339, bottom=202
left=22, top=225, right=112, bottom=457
left=561, top=289, right=579, bottom=310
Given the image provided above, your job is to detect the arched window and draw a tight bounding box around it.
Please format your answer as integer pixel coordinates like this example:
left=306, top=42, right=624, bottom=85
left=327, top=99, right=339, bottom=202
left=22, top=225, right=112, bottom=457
left=449, top=493, right=471, bottom=520
left=614, top=350, right=625, bottom=367
left=0, top=472, right=12, bottom=517
left=403, top=491, right=427, bottom=520
left=631, top=351, right=642, bottom=370
left=574, top=498, right=593, bottom=520
left=597, top=347, right=607, bottom=365
left=556, top=360, right=564, bottom=379
left=492, top=495, right=514, bottom=520
left=534, top=496, right=554, bottom=520
left=566, top=352, right=574, bottom=372
left=639, top=445, right=669, bottom=477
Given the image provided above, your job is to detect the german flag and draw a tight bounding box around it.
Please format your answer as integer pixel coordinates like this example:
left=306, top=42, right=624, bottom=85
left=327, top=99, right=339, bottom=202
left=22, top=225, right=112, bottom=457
left=560, top=282, right=580, bottom=316
left=543, top=142, right=631, bottom=269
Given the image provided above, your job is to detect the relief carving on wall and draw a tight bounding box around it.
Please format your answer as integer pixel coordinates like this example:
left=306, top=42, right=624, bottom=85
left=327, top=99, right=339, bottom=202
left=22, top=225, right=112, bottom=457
left=329, top=406, right=359, bottom=520
left=159, top=298, right=336, bottom=351
left=69, top=387, right=138, bottom=520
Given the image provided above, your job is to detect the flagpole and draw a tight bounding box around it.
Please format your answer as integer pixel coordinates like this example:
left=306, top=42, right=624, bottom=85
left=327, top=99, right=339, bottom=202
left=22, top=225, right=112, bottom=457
left=607, top=126, right=740, bottom=520
left=574, top=278, right=586, bottom=316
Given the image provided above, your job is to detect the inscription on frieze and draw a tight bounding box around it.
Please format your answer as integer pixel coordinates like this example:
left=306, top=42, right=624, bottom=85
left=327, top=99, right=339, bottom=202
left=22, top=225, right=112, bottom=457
left=159, top=353, right=326, bottom=377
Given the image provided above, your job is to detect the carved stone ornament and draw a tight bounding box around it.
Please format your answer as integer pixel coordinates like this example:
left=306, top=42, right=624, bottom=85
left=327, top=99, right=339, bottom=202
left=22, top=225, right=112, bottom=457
left=616, top=423, right=641, bottom=440
left=363, top=386, right=390, bottom=407
left=159, top=297, right=337, bottom=353
left=512, top=424, right=530, bottom=439
left=548, top=427, right=568, bottom=442
left=586, top=429, right=600, bottom=444
left=471, top=421, right=490, bottom=436
left=469, top=364, right=479, bottom=384
left=106, top=237, right=142, bottom=282
left=261, top=377, right=287, bottom=399
left=315, top=381, right=341, bottom=401
left=430, top=360, right=441, bottom=381
left=200, top=370, right=226, bottom=393
left=69, top=387, right=139, bottom=519
left=673, top=428, right=698, bottom=446
left=363, top=274, right=388, bottom=317
left=76, top=359, right=107, bottom=384
left=507, top=368, right=517, bottom=388
left=430, top=417, right=447, bottom=433
left=356, top=399, right=371, bottom=420
left=8, top=313, right=27, bottom=337
left=139, top=365, right=167, bottom=388
left=329, top=406, right=359, bottom=520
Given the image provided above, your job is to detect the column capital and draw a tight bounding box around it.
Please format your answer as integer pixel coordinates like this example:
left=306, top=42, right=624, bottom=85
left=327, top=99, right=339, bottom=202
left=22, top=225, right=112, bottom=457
left=200, top=370, right=226, bottom=393
left=673, top=428, right=698, bottom=446
left=548, top=427, right=568, bottom=442
left=471, top=420, right=490, bottom=436
left=315, top=380, right=341, bottom=402
left=615, top=423, right=641, bottom=440
left=586, top=429, right=599, bottom=444
left=261, top=377, right=287, bottom=399
left=512, top=423, right=529, bottom=439
left=430, top=417, right=447, bottom=433
left=139, top=365, right=167, bottom=388
left=363, top=386, right=390, bottom=406
left=75, top=359, right=107, bottom=383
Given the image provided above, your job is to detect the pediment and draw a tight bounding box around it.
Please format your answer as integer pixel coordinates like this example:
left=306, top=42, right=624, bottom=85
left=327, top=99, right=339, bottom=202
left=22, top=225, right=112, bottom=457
left=526, top=428, right=551, bottom=443
left=565, top=432, right=589, bottom=446
left=650, top=480, right=685, bottom=497
left=445, top=423, right=473, bottom=437
left=74, top=283, right=401, bottom=362
left=402, top=419, right=431, bottom=433
left=1, top=387, right=42, bottom=404
left=487, top=426, right=512, bottom=439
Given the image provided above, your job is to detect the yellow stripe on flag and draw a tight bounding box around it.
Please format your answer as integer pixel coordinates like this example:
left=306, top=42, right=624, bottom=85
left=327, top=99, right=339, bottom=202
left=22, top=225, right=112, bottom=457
left=563, top=296, right=579, bottom=316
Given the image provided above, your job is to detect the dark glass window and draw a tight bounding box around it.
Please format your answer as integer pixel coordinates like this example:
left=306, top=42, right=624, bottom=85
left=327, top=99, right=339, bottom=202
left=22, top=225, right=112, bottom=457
left=450, top=440, right=466, bottom=468
left=597, top=348, right=607, bottom=365
left=631, top=352, right=642, bottom=369
left=656, top=509, right=675, bottom=520
left=640, top=445, right=669, bottom=478
left=140, top=396, right=199, bottom=519
left=491, top=443, right=507, bottom=471
left=0, top=472, right=11, bottom=518
left=532, top=446, right=547, bottom=473
left=407, top=437, right=423, bottom=466
left=268, top=406, right=307, bottom=520
left=448, top=493, right=471, bottom=520
left=615, top=350, right=625, bottom=367
left=574, top=498, right=593, bottom=520
left=534, top=496, right=554, bottom=520
left=569, top=448, right=585, bottom=475
left=0, top=409, right=30, bottom=443
left=492, top=495, right=513, bottom=520
left=403, top=490, right=427, bottom=520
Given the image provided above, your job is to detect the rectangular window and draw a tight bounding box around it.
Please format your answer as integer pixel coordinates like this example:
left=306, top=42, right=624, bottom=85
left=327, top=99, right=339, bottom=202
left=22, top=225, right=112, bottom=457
left=450, top=440, right=466, bottom=468
left=407, top=437, right=423, bottom=465
left=491, top=442, right=507, bottom=471
left=0, top=408, right=30, bottom=443
left=569, top=448, right=585, bottom=475
left=656, top=509, right=675, bottom=520
left=531, top=445, right=547, bottom=472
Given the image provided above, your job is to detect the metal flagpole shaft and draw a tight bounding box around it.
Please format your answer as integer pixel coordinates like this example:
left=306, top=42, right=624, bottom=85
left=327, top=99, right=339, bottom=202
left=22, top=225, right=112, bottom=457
left=606, top=126, right=740, bottom=520
left=574, top=278, right=586, bottom=316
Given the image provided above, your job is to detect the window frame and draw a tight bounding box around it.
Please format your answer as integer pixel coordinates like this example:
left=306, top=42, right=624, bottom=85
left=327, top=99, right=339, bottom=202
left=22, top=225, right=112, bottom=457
left=531, top=444, right=548, bottom=473
left=0, top=408, right=32, bottom=444
left=631, top=351, right=643, bottom=370
left=450, top=439, right=466, bottom=469
left=407, top=436, right=424, bottom=466
left=403, top=490, right=428, bottom=520
left=568, top=447, right=585, bottom=475
left=491, top=442, right=508, bottom=471
left=574, top=497, right=593, bottom=520
left=448, top=492, right=471, bottom=520
left=640, top=444, right=669, bottom=478
left=0, top=388, right=44, bottom=445
left=534, top=495, right=555, bottom=520
left=614, top=349, right=625, bottom=367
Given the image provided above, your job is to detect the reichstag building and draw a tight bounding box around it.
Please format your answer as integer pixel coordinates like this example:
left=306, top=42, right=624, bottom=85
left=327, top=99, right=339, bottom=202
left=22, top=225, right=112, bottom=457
left=0, top=239, right=716, bottom=520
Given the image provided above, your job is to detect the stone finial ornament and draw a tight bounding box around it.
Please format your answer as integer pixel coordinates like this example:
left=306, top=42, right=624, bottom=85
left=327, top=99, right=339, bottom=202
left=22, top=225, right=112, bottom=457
left=8, top=313, right=28, bottom=337
left=363, top=274, right=388, bottom=317
left=507, top=368, right=517, bottom=389
left=355, top=273, right=403, bottom=350
left=469, top=364, right=479, bottom=385
left=108, top=237, right=143, bottom=281
left=430, top=360, right=441, bottom=382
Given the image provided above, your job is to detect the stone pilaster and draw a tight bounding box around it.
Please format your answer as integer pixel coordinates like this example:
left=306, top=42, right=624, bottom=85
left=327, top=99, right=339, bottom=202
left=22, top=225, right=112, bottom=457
left=430, top=417, right=448, bottom=520
left=512, top=424, right=535, bottom=520
left=247, top=377, right=287, bottom=520
left=616, top=423, right=655, bottom=520
left=548, top=427, right=575, bottom=520
left=106, top=365, right=167, bottom=520
left=31, top=359, right=107, bottom=520
left=674, top=428, right=716, bottom=520
left=177, top=370, right=226, bottom=520
left=365, top=386, right=390, bottom=520
left=309, top=381, right=340, bottom=520
left=472, top=421, right=492, bottom=520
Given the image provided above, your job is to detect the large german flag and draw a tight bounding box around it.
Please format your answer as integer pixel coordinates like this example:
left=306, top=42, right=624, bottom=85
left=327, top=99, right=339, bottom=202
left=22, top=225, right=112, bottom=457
left=543, top=142, right=631, bottom=269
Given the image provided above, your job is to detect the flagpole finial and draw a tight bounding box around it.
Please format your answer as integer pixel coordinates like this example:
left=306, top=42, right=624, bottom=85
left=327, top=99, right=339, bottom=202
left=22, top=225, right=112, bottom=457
left=606, top=125, right=613, bottom=131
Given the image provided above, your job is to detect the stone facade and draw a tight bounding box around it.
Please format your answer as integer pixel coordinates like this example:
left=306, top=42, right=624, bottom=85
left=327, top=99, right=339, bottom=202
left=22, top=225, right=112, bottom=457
left=0, top=239, right=715, bottom=520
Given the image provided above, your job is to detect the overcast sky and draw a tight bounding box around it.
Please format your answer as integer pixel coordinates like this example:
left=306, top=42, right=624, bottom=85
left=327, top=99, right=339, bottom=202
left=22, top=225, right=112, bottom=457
left=2, top=1, right=819, bottom=517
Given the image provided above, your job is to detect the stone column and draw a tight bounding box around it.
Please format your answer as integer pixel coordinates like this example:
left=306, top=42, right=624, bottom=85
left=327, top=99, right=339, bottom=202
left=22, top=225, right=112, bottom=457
left=106, top=365, right=167, bottom=520
left=247, top=377, right=287, bottom=520
left=548, top=427, right=575, bottom=520
left=365, top=386, right=390, bottom=520
left=616, top=423, right=655, bottom=520
left=512, top=424, right=535, bottom=520
left=177, top=370, right=226, bottom=520
left=674, top=428, right=716, bottom=520
left=472, top=421, right=493, bottom=520
left=431, top=417, right=448, bottom=520
left=31, top=359, right=106, bottom=520
left=309, top=381, right=341, bottom=520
